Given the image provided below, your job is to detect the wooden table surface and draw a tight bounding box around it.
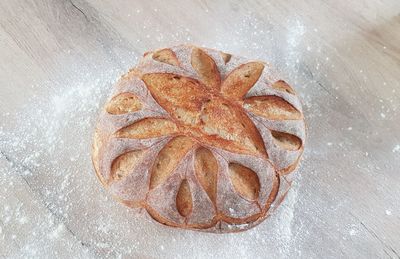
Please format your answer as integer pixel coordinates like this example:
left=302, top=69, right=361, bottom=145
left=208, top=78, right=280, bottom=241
left=1, top=0, right=400, bottom=258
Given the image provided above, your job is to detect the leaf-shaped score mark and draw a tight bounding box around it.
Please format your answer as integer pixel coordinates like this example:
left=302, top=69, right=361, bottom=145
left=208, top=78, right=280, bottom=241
left=115, top=118, right=178, bottom=139
left=191, top=48, right=221, bottom=90
left=106, top=93, right=142, bottom=115
left=221, top=62, right=264, bottom=100
left=111, top=150, right=144, bottom=182
left=271, top=130, right=302, bottom=151
left=142, top=73, right=267, bottom=157
left=271, top=80, right=295, bottom=94
left=244, top=95, right=302, bottom=120
left=228, top=163, right=260, bottom=201
left=149, top=136, right=196, bottom=189
left=220, top=51, right=232, bottom=64
left=199, top=98, right=267, bottom=158
left=152, top=48, right=179, bottom=66
left=142, top=73, right=210, bottom=126
left=194, top=148, right=218, bottom=203
left=176, top=179, right=193, bottom=217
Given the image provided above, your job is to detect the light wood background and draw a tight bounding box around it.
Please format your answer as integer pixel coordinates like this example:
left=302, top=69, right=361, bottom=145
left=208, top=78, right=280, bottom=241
left=1, top=0, right=400, bottom=258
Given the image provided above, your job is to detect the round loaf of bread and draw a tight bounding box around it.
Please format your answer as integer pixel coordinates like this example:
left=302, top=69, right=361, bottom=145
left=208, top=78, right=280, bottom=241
left=92, top=44, right=305, bottom=232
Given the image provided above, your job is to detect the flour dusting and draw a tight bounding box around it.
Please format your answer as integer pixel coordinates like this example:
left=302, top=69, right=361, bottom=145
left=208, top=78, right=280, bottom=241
left=0, top=12, right=315, bottom=259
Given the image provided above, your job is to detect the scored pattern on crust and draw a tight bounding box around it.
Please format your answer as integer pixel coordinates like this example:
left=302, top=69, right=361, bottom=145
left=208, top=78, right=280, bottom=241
left=92, top=45, right=306, bottom=232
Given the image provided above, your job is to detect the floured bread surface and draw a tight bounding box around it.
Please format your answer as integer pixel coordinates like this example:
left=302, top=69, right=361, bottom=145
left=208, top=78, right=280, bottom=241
left=92, top=44, right=306, bottom=233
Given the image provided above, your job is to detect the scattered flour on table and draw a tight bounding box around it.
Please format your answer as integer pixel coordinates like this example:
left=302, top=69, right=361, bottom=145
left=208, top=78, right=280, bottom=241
left=0, top=13, right=314, bottom=258
left=0, top=67, right=119, bottom=258
left=278, top=187, right=298, bottom=242
left=349, top=228, right=358, bottom=236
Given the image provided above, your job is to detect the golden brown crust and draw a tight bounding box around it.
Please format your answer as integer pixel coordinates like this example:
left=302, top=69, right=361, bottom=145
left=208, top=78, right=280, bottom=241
left=92, top=45, right=305, bottom=232
left=243, top=95, right=303, bottom=120
left=228, top=163, right=261, bottom=201
left=194, top=147, right=218, bottom=204
left=149, top=136, right=196, bottom=190
left=220, top=51, right=232, bottom=64
left=221, top=62, right=264, bottom=100
left=152, top=48, right=180, bottom=66
left=191, top=47, right=221, bottom=90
